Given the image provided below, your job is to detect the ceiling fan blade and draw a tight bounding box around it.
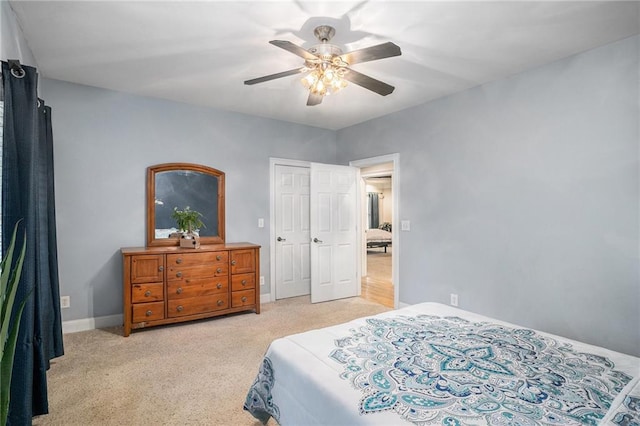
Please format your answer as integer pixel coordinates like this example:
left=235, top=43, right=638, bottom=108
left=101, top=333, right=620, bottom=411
left=269, top=40, right=319, bottom=61
left=339, top=42, right=401, bottom=65
left=307, top=91, right=323, bottom=106
left=343, top=68, right=395, bottom=96
left=244, top=67, right=307, bottom=85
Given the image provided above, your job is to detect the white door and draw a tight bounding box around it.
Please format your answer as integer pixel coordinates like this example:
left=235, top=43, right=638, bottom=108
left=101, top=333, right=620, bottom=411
left=310, top=163, right=359, bottom=303
left=274, top=165, right=311, bottom=299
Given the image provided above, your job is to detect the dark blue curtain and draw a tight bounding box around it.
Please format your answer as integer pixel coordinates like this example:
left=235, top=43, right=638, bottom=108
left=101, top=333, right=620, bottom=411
left=2, top=61, right=64, bottom=424
left=367, top=192, right=379, bottom=229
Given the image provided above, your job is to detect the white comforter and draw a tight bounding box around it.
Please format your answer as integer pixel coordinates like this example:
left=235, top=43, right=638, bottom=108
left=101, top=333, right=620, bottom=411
left=245, top=303, right=640, bottom=425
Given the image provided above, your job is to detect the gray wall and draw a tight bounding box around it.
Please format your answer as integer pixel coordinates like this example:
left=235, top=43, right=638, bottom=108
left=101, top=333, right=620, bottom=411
left=337, top=36, right=639, bottom=356
left=39, top=78, right=337, bottom=321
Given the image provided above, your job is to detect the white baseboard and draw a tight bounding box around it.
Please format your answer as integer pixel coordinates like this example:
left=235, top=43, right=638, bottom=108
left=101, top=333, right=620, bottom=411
left=63, top=296, right=273, bottom=334
left=62, top=314, right=123, bottom=334
left=398, top=301, right=410, bottom=309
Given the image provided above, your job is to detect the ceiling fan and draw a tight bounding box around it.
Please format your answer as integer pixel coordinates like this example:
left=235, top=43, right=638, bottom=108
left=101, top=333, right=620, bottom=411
left=244, top=25, right=402, bottom=106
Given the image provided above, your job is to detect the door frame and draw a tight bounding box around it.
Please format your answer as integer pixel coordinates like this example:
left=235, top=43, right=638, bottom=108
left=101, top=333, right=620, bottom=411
left=350, top=153, right=400, bottom=309
left=269, top=157, right=311, bottom=303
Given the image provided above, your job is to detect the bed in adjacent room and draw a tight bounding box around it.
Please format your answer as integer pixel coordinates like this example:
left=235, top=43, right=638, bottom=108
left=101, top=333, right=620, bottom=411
left=366, top=228, right=392, bottom=252
left=244, top=303, right=639, bottom=425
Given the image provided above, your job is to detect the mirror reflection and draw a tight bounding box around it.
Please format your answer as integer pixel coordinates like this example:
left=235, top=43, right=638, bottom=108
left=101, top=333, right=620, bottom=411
left=147, top=163, right=225, bottom=246
left=154, top=171, right=219, bottom=238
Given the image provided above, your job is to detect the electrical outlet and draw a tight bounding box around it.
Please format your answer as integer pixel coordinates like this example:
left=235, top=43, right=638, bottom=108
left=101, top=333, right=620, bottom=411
left=60, top=296, right=70, bottom=309
left=401, top=220, right=410, bottom=231
left=260, top=276, right=265, bottom=286
left=450, top=293, right=458, bottom=307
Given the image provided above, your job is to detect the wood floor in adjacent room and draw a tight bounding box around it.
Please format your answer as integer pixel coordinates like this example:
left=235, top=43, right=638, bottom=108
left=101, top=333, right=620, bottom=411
left=361, top=247, right=394, bottom=308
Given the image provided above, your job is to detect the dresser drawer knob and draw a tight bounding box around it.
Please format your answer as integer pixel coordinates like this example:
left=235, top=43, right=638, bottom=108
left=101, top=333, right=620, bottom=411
left=231, top=260, right=237, bottom=266
left=144, top=290, right=152, bottom=297
left=176, top=272, right=182, bottom=278
left=216, top=267, right=222, bottom=273
left=217, top=300, right=224, bottom=306
left=176, top=287, right=183, bottom=294
left=145, top=310, right=153, bottom=317
left=177, top=305, right=184, bottom=312
left=241, top=296, right=247, bottom=303
left=158, top=266, right=164, bottom=272
left=216, top=283, right=222, bottom=289
left=176, top=258, right=183, bottom=264
left=216, top=255, right=222, bottom=261
left=241, top=279, right=247, bottom=286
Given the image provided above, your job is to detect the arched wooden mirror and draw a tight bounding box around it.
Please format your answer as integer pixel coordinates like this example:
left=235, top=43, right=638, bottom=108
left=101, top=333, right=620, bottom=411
left=147, top=163, right=225, bottom=246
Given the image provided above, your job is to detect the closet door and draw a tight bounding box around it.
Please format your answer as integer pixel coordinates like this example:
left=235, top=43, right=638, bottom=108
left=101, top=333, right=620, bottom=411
left=310, top=163, right=359, bottom=303
left=274, top=165, right=311, bottom=299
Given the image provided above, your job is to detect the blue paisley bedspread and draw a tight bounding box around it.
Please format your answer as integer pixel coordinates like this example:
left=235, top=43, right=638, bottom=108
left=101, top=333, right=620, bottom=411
left=244, top=303, right=640, bottom=425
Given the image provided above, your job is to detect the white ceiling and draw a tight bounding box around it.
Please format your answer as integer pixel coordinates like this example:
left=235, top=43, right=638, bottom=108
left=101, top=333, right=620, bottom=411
left=8, top=1, right=640, bottom=130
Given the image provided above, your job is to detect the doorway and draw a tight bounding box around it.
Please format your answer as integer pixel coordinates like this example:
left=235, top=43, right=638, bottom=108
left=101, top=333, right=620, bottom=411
left=269, top=155, right=399, bottom=308
left=361, top=174, right=394, bottom=308
left=350, top=154, right=399, bottom=309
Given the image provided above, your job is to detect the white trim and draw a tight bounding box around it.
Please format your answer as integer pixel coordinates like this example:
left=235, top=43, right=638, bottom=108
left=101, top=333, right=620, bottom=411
left=62, top=314, right=123, bottom=334
left=350, top=153, right=400, bottom=309
left=260, top=293, right=272, bottom=304
left=269, top=157, right=311, bottom=303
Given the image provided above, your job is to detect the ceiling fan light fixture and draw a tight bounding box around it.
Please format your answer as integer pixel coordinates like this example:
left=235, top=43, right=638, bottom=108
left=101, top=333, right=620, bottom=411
left=245, top=24, right=401, bottom=106
left=301, top=64, right=347, bottom=97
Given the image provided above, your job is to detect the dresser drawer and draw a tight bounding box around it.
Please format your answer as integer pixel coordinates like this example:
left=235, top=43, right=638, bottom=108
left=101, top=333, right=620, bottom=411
left=232, top=290, right=255, bottom=308
left=168, top=295, right=229, bottom=318
left=167, top=278, right=228, bottom=299
left=231, top=273, right=255, bottom=291
left=132, top=283, right=164, bottom=303
left=167, top=251, right=227, bottom=267
left=167, top=264, right=228, bottom=281
left=132, top=302, right=165, bottom=322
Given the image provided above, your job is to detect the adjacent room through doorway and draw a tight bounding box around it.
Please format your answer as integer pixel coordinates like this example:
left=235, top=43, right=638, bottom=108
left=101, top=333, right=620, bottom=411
left=358, top=161, right=396, bottom=309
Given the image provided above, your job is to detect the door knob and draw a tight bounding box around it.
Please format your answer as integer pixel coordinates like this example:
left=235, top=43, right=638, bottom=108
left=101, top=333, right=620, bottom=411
left=313, top=238, right=323, bottom=243
left=277, top=236, right=286, bottom=242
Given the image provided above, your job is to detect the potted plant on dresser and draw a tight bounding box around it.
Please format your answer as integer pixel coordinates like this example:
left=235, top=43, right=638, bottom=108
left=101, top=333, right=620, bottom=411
left=171, top=206, right=205, bottom=248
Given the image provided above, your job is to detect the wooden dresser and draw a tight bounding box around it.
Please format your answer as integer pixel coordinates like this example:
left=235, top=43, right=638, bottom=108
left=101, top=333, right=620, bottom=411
left=121, top=243, right=260, bottom=336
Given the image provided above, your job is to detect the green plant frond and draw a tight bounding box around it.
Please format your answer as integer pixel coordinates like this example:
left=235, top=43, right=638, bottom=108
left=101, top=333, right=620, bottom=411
left=0, top=293, right=29, bottom=425
left=0, top=222, right=20, bottom=303
left=0, top=225, right=26, bottom=354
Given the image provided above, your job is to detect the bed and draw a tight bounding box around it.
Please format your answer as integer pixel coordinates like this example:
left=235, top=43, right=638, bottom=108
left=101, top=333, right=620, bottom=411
left=244, top=303, right=639, bottom=425
left=367, top=228, right=392, bottom=252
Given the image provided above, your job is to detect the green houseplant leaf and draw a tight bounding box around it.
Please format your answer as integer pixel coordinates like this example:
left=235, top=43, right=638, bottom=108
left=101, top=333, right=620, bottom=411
left=171, top=206, right=205, bottom=234
left=0, top=221, right=29, bottom=425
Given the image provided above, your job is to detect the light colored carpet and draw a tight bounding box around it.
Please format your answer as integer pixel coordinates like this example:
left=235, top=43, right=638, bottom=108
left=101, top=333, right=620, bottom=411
left=33, top=296, right=391, bottom=425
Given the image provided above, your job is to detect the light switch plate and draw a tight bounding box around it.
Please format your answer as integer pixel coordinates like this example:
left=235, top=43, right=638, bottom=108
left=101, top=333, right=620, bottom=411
left=401, top=220, right=410, bottom=231
left=258, top=218, right=264, bottom=228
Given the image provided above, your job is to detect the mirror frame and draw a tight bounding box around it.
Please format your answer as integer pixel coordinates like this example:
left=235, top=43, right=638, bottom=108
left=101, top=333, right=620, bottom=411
left=146, top=162, right=225, bottom=246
